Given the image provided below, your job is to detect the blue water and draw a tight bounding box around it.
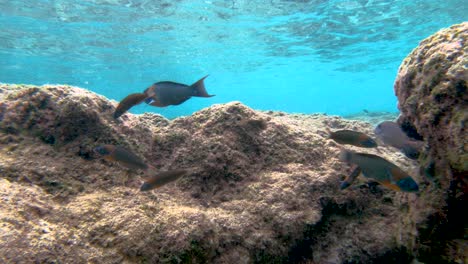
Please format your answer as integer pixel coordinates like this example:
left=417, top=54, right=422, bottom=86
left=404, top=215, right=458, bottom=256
left=0, top=0, right=465, bottom=118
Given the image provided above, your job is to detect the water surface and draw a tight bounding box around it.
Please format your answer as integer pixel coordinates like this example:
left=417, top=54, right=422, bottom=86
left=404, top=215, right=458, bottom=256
left=0, top=0, right=465, bottom=118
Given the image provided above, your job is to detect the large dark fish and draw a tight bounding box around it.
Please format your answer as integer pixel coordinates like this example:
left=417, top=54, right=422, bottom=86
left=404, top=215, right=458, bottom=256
left=140, top=169, right=189, bottom=191
left=113, top=93, right=150, bottom=119
left=339, top=149, right=419, bottom=192
left=94, top=145, right=148, bottom=170
left=144, top=75, right=214, bottom=107
left=374, top=121, right=424, bottom=159
left=328, top=129, right=377, bottom=148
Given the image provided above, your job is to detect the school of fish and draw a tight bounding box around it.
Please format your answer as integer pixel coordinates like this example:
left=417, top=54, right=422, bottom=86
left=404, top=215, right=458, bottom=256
left=92, top=75, right=424, bottom=194
left=328, top=121, right=422, bottom=192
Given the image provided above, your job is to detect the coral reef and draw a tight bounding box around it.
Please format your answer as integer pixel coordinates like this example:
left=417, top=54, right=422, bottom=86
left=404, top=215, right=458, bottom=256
left=394, top=22, right=467, bottom=263
left=1, top=84, right=430, bottom=263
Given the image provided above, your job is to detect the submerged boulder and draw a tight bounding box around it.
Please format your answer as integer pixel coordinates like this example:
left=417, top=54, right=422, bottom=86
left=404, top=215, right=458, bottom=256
left=0, top=83, right=428, bottom=263
left=394, top=22, right=467, bottom=263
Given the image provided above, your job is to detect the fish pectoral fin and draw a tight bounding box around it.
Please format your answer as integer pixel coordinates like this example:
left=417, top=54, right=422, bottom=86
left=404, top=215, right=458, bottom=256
left=384, top=169, right=398, bottom=184
left=145, top=97, right=155, bottom=104
left=401, top=144, right=420, bottom=159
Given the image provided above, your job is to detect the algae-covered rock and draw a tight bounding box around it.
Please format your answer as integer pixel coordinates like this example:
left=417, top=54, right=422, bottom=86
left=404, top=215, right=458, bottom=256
left=395, top=22, right=467, bottom=175
left=0, top=83, right=431, bottom=263
left=394, top=22, right=468, bottom=263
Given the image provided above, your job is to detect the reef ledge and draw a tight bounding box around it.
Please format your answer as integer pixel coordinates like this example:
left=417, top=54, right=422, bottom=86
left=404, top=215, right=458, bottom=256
left=0, top=80, right=462, bottom=263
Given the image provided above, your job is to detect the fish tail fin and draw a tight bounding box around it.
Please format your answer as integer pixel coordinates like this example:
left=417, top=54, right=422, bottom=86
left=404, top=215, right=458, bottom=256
left=396, top=177, right=419, bottom=192
left=401, top=144, right=420, bottom=160
left=191, top=75, right=214, bottom=97
left=339, top=149, right=353, bottom=162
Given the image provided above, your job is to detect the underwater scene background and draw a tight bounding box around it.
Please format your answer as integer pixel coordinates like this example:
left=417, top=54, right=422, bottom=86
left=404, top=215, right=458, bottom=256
left=0, top=0, right=465, bottom=118
left=0, top=1, right=467, bottom=263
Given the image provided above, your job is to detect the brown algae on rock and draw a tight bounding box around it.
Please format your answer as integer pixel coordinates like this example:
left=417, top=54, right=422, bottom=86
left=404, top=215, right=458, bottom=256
left=0, top=83, right=429, bottom=263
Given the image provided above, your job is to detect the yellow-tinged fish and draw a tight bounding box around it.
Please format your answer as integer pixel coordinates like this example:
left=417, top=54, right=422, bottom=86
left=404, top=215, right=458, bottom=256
left=94, top=145, right=148, bottom=170
left=339, top=149, right=419, bottom=192
left=328, top=129, right=377, bottom=148
left=140, top=169, right=189, bottom=191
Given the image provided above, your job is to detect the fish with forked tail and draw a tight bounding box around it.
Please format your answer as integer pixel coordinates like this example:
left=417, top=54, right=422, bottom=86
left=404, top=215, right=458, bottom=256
left=328, top=129, right=377, bottom=148
left=144, top=75, right=214, bottom=107
left=114, top=93, right=151, bottom=119
left=339, top=149, right=419, bottom=192
left=113, top=75, right=214, bottom=118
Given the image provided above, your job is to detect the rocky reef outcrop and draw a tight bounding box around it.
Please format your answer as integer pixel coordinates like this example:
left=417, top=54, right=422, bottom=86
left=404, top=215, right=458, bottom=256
left=1, top=83, right=429, bottom=263
left=394, top=22, right=467, bottom=263
left=0, top=22, right=466, bottom=264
